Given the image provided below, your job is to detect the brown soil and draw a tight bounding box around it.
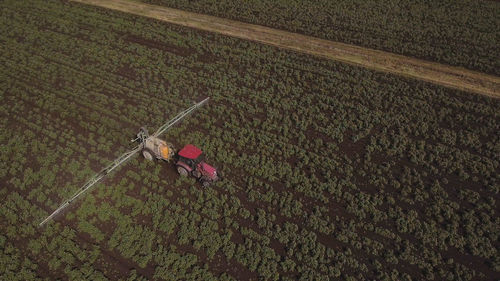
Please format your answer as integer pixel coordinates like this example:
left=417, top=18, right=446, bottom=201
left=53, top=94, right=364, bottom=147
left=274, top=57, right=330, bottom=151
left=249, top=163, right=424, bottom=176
left=70, top=0, right=500, bottom=99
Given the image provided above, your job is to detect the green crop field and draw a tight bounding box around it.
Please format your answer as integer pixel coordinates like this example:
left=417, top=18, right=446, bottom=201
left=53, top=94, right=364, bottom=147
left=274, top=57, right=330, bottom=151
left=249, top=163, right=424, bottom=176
left=0, top=0, right=499, bottom=280
left=141, top=0, right=500, bottom=76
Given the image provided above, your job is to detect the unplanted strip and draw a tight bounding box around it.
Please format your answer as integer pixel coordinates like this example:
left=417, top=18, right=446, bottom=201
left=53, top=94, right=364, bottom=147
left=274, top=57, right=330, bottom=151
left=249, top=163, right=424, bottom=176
left=71, top=0, right=500, bottom=99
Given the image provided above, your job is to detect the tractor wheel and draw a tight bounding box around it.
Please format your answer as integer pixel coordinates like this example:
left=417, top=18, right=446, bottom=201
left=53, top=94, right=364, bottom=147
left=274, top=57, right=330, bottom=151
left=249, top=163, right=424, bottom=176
left=202, top=180, right=211, bottom=188
left=192, top=170, right=201, bottom=178
left=142, top=149, right=154, bottom=161
left=177, top=166, right=188, bottom=176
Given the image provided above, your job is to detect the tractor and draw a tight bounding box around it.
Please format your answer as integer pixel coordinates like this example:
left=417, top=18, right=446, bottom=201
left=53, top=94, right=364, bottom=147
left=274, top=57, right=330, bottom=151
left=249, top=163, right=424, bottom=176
left=135, top=128, right=220, bottom=187
left=40, top=98, right=214, bottom=226
left=176, top=144, right=219, bottom=187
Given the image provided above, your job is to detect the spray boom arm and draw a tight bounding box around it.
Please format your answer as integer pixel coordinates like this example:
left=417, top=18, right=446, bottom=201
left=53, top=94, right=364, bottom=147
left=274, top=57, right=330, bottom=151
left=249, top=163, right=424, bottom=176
left=39, top=97, right=209, bottom=227
left=153, top=97, right=209, bottom=137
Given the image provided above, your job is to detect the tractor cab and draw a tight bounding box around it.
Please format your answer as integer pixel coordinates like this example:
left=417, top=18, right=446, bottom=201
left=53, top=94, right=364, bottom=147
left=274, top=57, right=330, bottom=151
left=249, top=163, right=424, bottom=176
left=178, top=144, right=204, bottom=168
left=176, top=144, right=219, bottom=186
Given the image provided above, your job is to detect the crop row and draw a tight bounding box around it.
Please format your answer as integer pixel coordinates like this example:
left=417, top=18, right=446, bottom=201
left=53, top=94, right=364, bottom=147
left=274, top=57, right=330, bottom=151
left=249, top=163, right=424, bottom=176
left=142, top=0, right=500, bottom=75
left=0, top=0, right=498, bottom=280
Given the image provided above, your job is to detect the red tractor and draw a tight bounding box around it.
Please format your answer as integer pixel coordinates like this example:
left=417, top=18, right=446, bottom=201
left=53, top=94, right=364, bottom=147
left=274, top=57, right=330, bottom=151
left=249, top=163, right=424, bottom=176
left=176, top=144, right=220, bottom=187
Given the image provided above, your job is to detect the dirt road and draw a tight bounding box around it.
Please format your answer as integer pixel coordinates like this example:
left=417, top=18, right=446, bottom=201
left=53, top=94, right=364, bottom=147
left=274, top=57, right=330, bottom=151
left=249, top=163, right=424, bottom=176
left=72, top=0, right=500, bottom=99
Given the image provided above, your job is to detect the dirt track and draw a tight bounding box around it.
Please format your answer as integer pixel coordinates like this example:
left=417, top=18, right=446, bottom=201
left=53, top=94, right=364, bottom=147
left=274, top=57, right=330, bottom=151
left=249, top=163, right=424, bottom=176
left=71, top=0, right=500, bottom=99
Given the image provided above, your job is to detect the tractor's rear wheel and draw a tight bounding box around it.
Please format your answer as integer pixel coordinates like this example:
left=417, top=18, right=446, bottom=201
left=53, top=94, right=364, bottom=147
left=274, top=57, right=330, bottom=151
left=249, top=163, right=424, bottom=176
left=177, top=166, right=188, bottom=176
left=142, top=149, right=154, bottom=161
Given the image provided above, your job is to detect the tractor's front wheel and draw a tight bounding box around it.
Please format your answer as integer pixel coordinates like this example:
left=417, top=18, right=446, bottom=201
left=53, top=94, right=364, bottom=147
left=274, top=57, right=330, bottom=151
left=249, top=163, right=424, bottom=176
left=142, top=149, right=154, bottom=161
left=192, top=170, right=201, bottom=178
left=202, top=180, right=211, bottom=188
left=177, top=166, right=188, bottom=176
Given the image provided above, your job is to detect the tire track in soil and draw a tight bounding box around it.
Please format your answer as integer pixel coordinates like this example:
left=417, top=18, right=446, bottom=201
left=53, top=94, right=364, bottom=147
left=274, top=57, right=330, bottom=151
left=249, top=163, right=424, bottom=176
left=70, top=0, right=500, bottom=99
left=6, top=1, right=496, bottom=278
left=1, top=100, right=160, bottom=280
left=1, top=84, right=249, bottom=279
left=194, top=119, right=490, bottom=279
left=117, top=164, right=259, bottom=280
left=2, top=39, right=235, bottom=280
left=0, top=131, right=138, bottom=280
